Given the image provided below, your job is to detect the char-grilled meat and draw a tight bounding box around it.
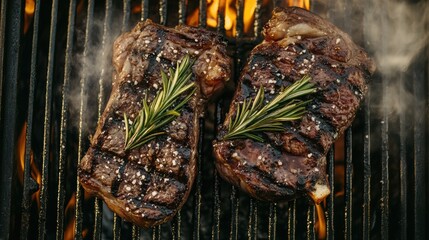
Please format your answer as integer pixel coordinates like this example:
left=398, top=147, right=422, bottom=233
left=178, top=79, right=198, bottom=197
left=79, top=20, right=231, bottom=228
left=214, top=7, right=375, bottom=203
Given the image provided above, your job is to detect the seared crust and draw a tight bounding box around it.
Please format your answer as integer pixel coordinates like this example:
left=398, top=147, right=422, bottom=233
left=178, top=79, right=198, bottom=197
left=78, top=20, right=231, bottom=228
left=214, top=7, right=375, bottom=203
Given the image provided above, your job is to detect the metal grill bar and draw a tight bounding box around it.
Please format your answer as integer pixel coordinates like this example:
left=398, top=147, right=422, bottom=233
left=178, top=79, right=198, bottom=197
left=122, top=0, right=131, bottom=31
left=141, top=0, right=149, bottom=21
left=268, top=203, right=277, bottom=240
left=93, top=1, right=113, bottom=239
left=56, top=0, right=77, bottom=239
left=325, top=148, right=335, bottom=240
left=344, top=129, right=353, bottom=239
left=173, top=211, right=181, bottom=240
left=198, top=0, right=207, bottom=28
left=38, top=0, right=59, bottom=238
left=379, top=1, right=390, bottom=238
left=253, top=0, right=263, bottom=38
left=212, top=102, right=223, bottom=240
left=380, top=83, right=390, bottom=239
left=216, top=0, right=225, bottom=34
left=132, top=225, right=140, bottom=239
left=159, top=0, right=167, bottom=26
left=306, top=205, right=315, bottom=240
left=247, top=199, right=254, bottom=239
left=113, top=214, right=122, bottom=239
left=399, top=73, right=408, bottom=240
left=287, top=200, right=296, bottom=239
left=20, top=0, right=41, bottom=239
left=75, top=1, right=95, bottom=239
left=230, top=187, right=239, bottom=240
left=413, top=62, right=427, bottom=239
left=193, top=118, right=204, bottom=239
left=0, top=0, right=22, bottom=238
left=247, top=199, right=259, bottom=239
left=178, top=0, right=186, bottom=25
left=363, top=96, right=371, bottom=239
left=236, top=0, right=244, bottom=39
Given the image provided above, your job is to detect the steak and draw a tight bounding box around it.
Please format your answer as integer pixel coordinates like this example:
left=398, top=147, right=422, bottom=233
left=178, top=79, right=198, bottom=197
left=78, top=20, right=231, bottom=228
left=213, top=7, right=375, bottom=204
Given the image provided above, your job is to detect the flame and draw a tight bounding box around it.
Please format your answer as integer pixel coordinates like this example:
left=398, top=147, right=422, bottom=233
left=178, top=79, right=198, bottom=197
left=24, top=0, right=35, bottom=34
left=285, top=0, right=310, bottom=10
left=63, top=193, right=90, bottom=239
left=186, top=0, right=310, bottom=37
left=64, top=194, right=76, bottom=240
left=315, top=204, right=327, bottom=240
left=17, top=123, right=41, bottom=208
left=187, top=0, right=269, bottom=37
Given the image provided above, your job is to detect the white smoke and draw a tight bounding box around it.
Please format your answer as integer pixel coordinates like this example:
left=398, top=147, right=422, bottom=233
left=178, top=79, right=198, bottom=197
left=363, top=0, right=428, bottom=115
left=68, top=14, right=122, bottom=134
left=364, top=0, right=428, bottom=73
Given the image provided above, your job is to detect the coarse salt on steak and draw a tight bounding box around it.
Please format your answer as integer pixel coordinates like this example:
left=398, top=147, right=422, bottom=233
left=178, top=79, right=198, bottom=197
left=79, top=20, right=231, bottom=228
left=214, top=7, right=375, bottom=204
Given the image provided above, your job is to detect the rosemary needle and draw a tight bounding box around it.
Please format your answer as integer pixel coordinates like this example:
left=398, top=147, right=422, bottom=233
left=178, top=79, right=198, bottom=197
left=124, top=55, right=195, bottom=151
left=223, top=75, right=316, bottom=142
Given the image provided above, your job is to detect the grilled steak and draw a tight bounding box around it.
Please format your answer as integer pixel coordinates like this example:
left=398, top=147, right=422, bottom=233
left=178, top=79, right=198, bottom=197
left=78, top=20, right=231, bottom=228
left=214, top=7, right=375, bottom=203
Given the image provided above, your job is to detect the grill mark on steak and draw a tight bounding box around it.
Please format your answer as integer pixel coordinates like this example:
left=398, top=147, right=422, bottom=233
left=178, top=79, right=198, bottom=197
left=214, top=7, right=375, bottom=204
left=78, top=20, right=231, bottom=228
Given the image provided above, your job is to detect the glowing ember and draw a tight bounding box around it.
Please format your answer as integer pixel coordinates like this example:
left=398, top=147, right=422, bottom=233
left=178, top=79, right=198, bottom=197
left=24, top=0, right=35, bottom=34
left=17, top=122, right=41, bottom=208
left=315, top=204, right=327, bottom=240
left=132, top=2, right=142, bottom=14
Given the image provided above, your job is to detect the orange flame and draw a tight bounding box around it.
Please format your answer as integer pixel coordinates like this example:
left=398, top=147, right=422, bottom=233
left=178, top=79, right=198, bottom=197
left=187, top=0, right=266, bottom=37
left=63, top=194, right=88, bottom=239
left=285, top=0, right=310, bottom=10
left=187, top=0, right=309, bottom=37
left=24, top=0, right=35, bottom=34
left=17, top=123, right=41, bottom=208
left=64, top=194, right=76, bottom=240
left=315, top=204, right=327, bottom=240
left=63, top=192, right=91, bottom=239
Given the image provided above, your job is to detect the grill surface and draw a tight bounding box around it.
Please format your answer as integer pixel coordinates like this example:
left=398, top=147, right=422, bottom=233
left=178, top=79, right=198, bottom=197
left=0, top=0, right=428, bottom=239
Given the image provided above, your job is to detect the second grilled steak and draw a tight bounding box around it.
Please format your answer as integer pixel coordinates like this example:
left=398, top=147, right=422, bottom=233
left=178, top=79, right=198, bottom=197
left=214, top=7, right=375, bottom=203
left=78, top=20, right=231, bottom=228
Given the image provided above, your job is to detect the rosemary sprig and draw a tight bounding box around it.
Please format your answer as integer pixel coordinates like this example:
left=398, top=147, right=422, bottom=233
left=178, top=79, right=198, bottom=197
left=223, top=75, right=316, bottom=142
left=124, top=55, right=195, bottom=151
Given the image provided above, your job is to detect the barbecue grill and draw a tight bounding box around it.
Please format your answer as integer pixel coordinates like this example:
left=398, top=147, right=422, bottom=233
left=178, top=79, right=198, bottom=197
left=0, top=0, right=427, bottom=239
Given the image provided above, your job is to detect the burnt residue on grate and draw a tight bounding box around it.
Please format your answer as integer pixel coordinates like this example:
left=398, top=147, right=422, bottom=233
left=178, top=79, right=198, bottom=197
left=0, top=0, right=428, bottom=240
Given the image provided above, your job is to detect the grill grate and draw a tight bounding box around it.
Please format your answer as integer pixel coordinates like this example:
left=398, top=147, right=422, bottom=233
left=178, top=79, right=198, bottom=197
left=0, top=0, right=427, bottom=239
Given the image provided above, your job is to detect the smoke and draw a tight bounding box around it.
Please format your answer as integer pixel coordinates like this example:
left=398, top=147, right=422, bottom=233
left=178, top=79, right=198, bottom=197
left=365, top=1, right=428, bottom=72
left=67, top=12, right=122, bottom=135
left=363, top=0, right=428, bottom=116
